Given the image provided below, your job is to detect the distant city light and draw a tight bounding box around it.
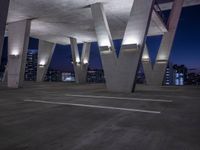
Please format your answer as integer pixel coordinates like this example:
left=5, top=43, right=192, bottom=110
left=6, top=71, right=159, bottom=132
left=175, top=73, right=184, bottom=86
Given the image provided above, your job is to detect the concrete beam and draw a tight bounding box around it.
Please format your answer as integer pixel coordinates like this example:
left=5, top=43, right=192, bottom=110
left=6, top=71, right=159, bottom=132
left=91, top=0, right=155, bottom=92
left=148, top=10, right=168, bottom=36
left=7, top=20, right=31, bottom=88
left=0, top=0, right=10, bottom=65
left=2, top=65, right=8, bottom=83
left=142, top=0, right=184, bottom=86
left=37, top=40, right=56, bottom=82
left=70, top=37, right=91, bottom=84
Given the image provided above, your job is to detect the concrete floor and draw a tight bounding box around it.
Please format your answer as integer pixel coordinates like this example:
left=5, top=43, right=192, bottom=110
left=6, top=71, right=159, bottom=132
left=0, top=82, right=200, bottom=150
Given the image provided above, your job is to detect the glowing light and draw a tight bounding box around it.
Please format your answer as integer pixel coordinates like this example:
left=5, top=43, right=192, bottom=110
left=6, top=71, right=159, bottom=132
left=157, top=54, right=167, bottom=61
left=142, top=54, right=150, bottom=62
left=76, top=57, right=80, bottom=63
left=11, top=49, right=19, bottom=56
left=142, top=55, right=149, bottom=60
left=122, top=37, right=139, bottom=45
left=39, top=60, right=46, bottom=67
left=83, top=59, right=88, bottom=64
left=99, top=39, right=111, bottom=47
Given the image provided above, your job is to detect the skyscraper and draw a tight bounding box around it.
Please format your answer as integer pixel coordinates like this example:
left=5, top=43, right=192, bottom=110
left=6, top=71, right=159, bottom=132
left=164, top=63, right=174, bottom=85
left=24, top=50, right=38, bottom=81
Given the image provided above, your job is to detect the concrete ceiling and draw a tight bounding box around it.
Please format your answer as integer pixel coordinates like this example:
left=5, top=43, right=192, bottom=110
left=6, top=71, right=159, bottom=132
left=6, top=0, right=200, bottom=45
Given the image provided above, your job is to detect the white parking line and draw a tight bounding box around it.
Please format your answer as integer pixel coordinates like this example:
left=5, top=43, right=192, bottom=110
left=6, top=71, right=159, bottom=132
left=24, top=99, right=161, bottom=114
left=65, top=94, right=172, bottom=103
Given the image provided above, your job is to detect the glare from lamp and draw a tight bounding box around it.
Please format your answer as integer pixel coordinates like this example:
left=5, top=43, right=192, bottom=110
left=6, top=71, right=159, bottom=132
left=157, top=54, right=167, bottom=61
left=122, top=37, right=139, bottom=45
left=76, top=57, right=80, bottom=63
left=142, top=55, right=150, bottom=60
left=11, top=50, right=19, bottom=56
left=39, top=60, right=46, bottom=66
left=83, top=59, right=88, bottom=64
left=99, top=39, right=111, bottom=47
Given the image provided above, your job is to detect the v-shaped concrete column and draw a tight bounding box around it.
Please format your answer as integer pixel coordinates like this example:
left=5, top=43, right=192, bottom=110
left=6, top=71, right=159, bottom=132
left=142, top=0, right=184, bottom=86
left=70, top=37, right=91, bottom=84
left=7, top=20, right=31, bottom=88
left=37, top=40, right=56, bottom=82
left=2, top=65, right=8, bottom=83
left=91, top=0, right=155, bottom=92
left=0, top=0, right=10, bottom=65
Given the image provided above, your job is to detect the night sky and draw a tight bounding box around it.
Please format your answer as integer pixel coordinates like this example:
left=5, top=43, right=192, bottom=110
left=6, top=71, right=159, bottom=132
left=2, top=5, right=200, bottom=72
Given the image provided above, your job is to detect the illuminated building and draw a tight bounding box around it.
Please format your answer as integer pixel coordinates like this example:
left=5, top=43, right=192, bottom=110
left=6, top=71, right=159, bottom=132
left=24, top=50, right=38, bottom=81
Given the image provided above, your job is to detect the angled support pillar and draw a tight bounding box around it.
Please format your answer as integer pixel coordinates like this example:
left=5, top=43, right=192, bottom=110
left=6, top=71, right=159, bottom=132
left=37, top=40, right=56, bottom=82
left=7, top=20, right=31, bottom=88
left=2, top=65, right=8, bottom=83
left=142, top=45, right=168, bottom=85
left=91, top=0, right=155, bottom=92
left=0, top=0, right=10, bottom=65
left=70, top=37, right=91, bottom=84
left=142, top=0, right=184, bottom=86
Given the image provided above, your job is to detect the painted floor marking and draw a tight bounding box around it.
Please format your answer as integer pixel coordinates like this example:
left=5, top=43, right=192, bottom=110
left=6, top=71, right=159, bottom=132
left=65, top=94, right=172, bottom=103
left=24, top=99, right=161, bottom=114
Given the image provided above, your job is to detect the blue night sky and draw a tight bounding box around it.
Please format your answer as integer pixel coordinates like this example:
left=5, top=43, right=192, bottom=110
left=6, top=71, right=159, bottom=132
left=2, top=5, right=200, bottom=72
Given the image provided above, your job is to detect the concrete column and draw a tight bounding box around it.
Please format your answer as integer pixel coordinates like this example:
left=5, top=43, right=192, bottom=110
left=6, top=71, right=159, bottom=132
left=7, top=20, right=31, bottom=88
left=0, top=0, right=10, bottom=65
left=37, top=40, right=56, bottom=82
left=91, top=0, right=154, bottom=92
left=70, top=37, right=91, bottom=83
left=142, top=0, right=184, bottom=86
left=142, top=45, right=153, bottom=84
left=142, top=45, right=168, bottom=85
left=2, top=65, right=8, bottom=83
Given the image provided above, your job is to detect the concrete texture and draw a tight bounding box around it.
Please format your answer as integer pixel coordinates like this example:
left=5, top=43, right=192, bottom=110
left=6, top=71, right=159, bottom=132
left=142, top=0, right=184, bottom=86
left=7, top=20, right=31, bottom=88
left=37, top=40, right=56, bottom=82
left=0, top=0, right=10, bottom=65
left=159, top=0, right=200, bottom=10
left=70, top=37, right=91, bottom=83
left=5, top=0, right=200, bottom=45
left=143, top=59, right=168, bottom=85
left=0, top=82, right=200, bottom=150
left=91, top=1, right=154, bottom=92
left=2, top=65, right=8, bottom=83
